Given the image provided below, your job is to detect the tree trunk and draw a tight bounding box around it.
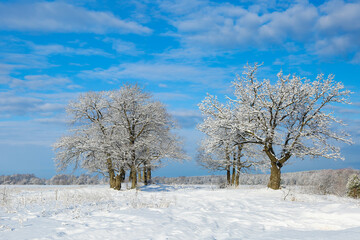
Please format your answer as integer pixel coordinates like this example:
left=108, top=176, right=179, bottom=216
left=129, top=167, right=133, bottom=182
left=144, top=167, right=148, bottom=185
left=231, top=164, right=236, bottom=185
left=225, top=146, right=231, bottom=185
left=268, top=161, right=281, bottom=190
left=147, top=166, right=152, bottom=184
left=236, top=144, right=242, bottom=187
left=235, top=145, right=241, bottom=187
left=226, top=165, right=231, bottom=185
left=107, top=158, right=116, bottom=189
left=235, top=166, right=240, bottom=186
left=120, top=167, right=126, bottom=181
left=231, top=159, right=236, bottom=185
left=109, top=173, right=115, bottom=188
left=138, top=168, right=142, bottom=182
left=114, top=175, right=121, bottom=190
left=131, top=165, right=137, bottom=189
left=112, top=167, right=126, bottom=191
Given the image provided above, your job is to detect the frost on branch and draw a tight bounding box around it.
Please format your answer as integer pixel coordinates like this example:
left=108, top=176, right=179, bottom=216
left=198, top=93, right=267, bottom=187
left=346, top=174, right=360, bottom=198
left=53, top=84, right=186, bottom=190
left=199, top=63, right=352, bottom=190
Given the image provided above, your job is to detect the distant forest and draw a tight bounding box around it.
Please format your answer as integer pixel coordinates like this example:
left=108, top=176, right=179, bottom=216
left=154, top=169, right=360, bottom=196
left=0, top=174, right=107, bottom=185
left=1, top=169, right=359, bottom=197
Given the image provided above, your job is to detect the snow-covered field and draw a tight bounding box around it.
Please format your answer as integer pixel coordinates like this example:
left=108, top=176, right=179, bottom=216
left=1, top=184, right=360, bottom=240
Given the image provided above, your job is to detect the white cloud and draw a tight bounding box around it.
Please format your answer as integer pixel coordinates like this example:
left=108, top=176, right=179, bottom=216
left=273, top=54, right=316, bottom=66
left=78, top=62, right=232, bottom=86
left=2, top=52, right=50, bottom=69
left=103, top=38, right=143, bottom=55
left=0, top=1, right=152, bottom=34
left=33, top=117, right=67, bottom=124
left=170, top=109, right=203, bottom=128
left=0, top=120, right=65, bottom=146
left=314, top=0, right=360, bottom=60
left=0, top=41, right=54, bottom=86
left=318, top=0, right=360, bottom=34
left=313, top=35, right=355, bottom=57
left=154, top=46, right=227, bottom=63
left=31, top=44, right=111, bottom=57
left=0, top=92, right=67, bottom=117
left=158, top=0, right=208, bottom=16
left=158, top=83, right=168, bottom=88
left=170, top=109, right=202, bottom=117
left=161, top=0, right=360, bottom=63
left=168, top=1, right=318, bottom=49
left=9, top=75, right=76, bottom=90
left=0, top=63, right=24, bottom=84
left=154, top=92, right=193, bottom=101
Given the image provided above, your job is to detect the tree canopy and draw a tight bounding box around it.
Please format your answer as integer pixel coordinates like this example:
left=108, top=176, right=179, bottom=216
left=198, top=64, right=352, bottom=189
left=54, top=84, right=185, bottom=190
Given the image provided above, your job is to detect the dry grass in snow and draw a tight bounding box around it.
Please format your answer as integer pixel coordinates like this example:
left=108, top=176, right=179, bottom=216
left=1, top=184, right=360, bottom=239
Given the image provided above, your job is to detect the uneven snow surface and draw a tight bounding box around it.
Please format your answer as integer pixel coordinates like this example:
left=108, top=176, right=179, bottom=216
left=1, top=184, right=360, bottom=239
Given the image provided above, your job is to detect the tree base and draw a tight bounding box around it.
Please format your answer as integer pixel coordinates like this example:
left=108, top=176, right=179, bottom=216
left=268, top=162, right=281, bottom=190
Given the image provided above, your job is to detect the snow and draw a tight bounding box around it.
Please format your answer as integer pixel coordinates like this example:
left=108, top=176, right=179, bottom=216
left=1, top=184, right=360, bottom=239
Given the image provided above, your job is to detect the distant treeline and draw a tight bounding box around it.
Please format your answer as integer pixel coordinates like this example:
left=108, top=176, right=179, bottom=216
left=0, top=174, right=107, bottom=185
left=1, top=169, right=359, bottom=196
left=152, top=168, right=360, bottom=196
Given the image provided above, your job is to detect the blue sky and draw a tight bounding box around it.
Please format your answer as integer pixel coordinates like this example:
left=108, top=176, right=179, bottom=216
left=1, top=0, right=360, bottom=179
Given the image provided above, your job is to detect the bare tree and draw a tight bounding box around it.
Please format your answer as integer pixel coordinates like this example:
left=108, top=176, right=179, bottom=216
left=230, top=64, right=352, bottom=189
left=107, top=85, right=185, bottom=188
left=53, top=91, right=124, bottom=189
left=54, top=84, right=185, bottom=190
left=198, top=94, right=266, bottom=186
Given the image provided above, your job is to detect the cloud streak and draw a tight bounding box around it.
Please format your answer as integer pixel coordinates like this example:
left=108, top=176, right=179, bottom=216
left=78, top=62, right=232, bottom=86
left=8, top=75, right=77, bottom=91
left=31, top=44, right=111, bottom=57
left=0, top=92, right=65, bottom=117
left=0, top=1, right=152, bottom=34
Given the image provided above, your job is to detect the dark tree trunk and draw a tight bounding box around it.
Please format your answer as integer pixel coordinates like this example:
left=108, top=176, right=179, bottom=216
left=268, top=161, right=281, bottom=190
left=231, top=165, right=236, bottom=185
left=235, top=171, right=240, bottom=186
left=107, top=158, right=116, bottom=189
left=112, top=167, right=126, bottom=190
left=114, top=175, right=121, bottom=190
left=131, top=165, right=137, bottom=189
left=129, top=167, right=133, bottom=182
left=264, top=147, right=289, bottom=190
left=235, top=165, right=240, bottom=187
left=120, top=167, right=126, bottom=181
left=144, top=167, right=148, bottom=185
left=225, top=147, right=231, bottom=185
left=147, top=166, right=152, bottom=184
left=138, top=168, right=142, bottom=182
left=235, top=145, right=242, bottom=187
left=226, top=165, right=231, bottom=185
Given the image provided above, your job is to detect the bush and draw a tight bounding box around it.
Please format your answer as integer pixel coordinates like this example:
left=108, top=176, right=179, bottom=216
left=346, top=174, right=360, bottom=198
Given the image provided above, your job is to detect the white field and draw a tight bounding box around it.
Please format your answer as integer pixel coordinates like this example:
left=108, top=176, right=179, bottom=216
left=1, top=184, right=360, bottom=240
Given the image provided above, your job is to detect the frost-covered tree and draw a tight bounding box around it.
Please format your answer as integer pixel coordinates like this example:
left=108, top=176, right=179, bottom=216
left=230, top=64, right=352, bottom=189
left=198, top=94, right=266, bottom=186
left=346, top=174, right=360, bottom=198
left=53, top=91, right=124, bottom=188
left=198, top=63, right=351, bottom=190
left=107, top=85, right=185, bottom=188
left=54, top=84, right=185, bottom=190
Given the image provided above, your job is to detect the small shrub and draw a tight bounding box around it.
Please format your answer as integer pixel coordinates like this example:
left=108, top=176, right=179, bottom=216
left=346, top=174, right=360, bottom=198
